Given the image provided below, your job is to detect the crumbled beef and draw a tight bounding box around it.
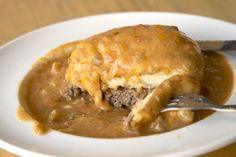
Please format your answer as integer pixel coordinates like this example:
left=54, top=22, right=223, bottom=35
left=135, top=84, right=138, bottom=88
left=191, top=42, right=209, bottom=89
left=61, top=85, right=149, bottom=108
left=60, top=85, right=81, bottom=100
left=104, top=87, right=148, bottom=108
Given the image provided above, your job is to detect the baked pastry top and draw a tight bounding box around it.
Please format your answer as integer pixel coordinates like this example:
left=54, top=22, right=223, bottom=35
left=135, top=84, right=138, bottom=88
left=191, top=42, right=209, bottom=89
left=66, top=25, right=204, bottom=108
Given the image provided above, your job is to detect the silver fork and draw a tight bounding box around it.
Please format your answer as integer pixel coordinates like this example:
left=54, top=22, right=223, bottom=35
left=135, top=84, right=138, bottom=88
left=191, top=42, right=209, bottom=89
left=161, top=93, right=236, bottom=112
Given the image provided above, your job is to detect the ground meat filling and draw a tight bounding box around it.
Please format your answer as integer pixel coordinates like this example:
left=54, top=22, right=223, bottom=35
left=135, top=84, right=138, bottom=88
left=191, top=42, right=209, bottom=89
left=60, top=85, right=81, bottom=100
left=60, top=86, right=149, bottom=108
left=104, top=87, right=148, bottom=108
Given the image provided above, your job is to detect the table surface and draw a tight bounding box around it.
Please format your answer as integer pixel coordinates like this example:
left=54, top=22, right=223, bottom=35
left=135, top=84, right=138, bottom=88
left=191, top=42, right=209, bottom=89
left=0, top=0, right=236, bottom=156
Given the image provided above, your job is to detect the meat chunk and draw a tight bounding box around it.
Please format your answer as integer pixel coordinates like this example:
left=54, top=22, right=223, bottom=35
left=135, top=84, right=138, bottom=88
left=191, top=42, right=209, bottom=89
left=60, top=85, right=148, bottom=108
left=104, top=87, right=148, bottom=108
left=104, top=88, right=136, bottom=108
left=60, top=85, right=81, bottom=100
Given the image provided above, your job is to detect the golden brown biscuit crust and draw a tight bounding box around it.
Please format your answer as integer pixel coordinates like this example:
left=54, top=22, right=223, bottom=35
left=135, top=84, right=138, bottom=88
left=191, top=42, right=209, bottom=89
left=66, top=25, right=204, bottom=108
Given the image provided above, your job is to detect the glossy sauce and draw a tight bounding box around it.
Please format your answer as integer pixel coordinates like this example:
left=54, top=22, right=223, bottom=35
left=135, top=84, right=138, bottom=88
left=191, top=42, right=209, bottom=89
left=18, top=50, right=234, bottom=138
left=197, top=51, right=234, bottom=120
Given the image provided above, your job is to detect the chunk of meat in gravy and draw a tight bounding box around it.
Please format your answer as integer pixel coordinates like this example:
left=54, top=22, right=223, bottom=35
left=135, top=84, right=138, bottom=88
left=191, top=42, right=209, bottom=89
left=60, top=85, right=81, bottom=100
left=104, top=87, right=148, bottom=108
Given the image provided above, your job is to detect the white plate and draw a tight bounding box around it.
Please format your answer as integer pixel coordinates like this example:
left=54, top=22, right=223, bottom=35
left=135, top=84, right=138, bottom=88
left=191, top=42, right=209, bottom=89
left=0, top=12, right=236, bottom=157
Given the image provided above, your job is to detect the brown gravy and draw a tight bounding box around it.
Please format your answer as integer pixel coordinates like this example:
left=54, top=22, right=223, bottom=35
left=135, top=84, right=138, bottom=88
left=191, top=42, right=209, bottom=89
left=18, top=48, right=234, bottom=138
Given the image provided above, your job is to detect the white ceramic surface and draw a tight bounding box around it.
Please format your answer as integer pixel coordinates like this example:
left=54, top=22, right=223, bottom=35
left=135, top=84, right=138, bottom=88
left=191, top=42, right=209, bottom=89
left=0, top=12, right=236, bottom=157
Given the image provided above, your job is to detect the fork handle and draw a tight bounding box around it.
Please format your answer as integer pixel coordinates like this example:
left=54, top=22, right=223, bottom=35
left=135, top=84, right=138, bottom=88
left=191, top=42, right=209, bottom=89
left=213, top=104, right=236, bottom=112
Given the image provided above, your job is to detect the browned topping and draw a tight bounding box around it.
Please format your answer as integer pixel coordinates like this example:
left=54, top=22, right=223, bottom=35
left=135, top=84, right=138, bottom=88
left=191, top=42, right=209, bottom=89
left=66, top=25, right=204, bottom=109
